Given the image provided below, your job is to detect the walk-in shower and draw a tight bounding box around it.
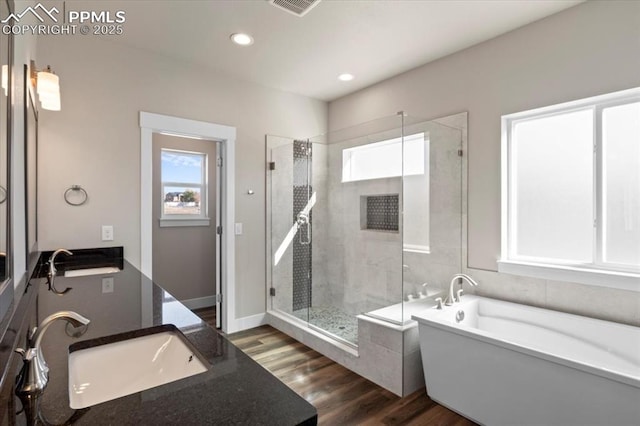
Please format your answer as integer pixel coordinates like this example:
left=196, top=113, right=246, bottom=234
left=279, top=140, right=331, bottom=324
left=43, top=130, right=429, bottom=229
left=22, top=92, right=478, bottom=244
left=266, top=112, right=465, bottom=348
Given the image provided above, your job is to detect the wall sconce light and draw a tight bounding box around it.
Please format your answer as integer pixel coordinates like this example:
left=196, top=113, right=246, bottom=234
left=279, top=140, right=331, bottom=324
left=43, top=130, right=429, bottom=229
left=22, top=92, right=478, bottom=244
left=30, top=60, right=61, bottom=111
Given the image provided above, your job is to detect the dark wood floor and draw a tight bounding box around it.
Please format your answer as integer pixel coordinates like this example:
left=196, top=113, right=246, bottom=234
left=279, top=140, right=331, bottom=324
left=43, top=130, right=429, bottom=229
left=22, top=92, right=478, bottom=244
left=193, top=307, right=475, bottom=426
left=192, top=306, right=216, bottom=325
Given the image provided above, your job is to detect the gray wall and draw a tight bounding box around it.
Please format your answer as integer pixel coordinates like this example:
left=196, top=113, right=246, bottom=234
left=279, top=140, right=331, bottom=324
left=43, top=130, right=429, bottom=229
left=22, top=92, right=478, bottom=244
left=328, top=1, right=640, bottom=325
left=329, top=0, right=640, bottom=271
left=36, top=35, right=327, bottom=319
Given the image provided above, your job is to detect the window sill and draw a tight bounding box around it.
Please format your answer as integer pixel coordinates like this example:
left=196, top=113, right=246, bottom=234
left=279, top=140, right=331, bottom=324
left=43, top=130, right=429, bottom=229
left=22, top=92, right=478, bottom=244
left=403, top=244, right=431, bottom=254
left=497, top=260, right=640, bottom=292
left=159, top=218, right=210, bottom=228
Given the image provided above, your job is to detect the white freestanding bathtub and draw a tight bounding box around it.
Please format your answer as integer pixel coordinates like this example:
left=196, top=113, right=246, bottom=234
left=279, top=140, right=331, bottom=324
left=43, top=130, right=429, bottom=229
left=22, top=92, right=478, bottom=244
left=412, top=295, right=640, bottom=426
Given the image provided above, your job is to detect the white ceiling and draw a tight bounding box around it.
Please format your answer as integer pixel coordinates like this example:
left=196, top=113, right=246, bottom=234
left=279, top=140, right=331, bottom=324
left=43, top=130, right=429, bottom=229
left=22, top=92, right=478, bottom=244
left=99, top=0, right=583, bottom=102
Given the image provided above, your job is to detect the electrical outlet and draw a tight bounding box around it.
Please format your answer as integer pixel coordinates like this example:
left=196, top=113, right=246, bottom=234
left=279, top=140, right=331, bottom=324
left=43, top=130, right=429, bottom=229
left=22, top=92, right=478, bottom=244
left=102, top=225, right=114, bottom=241
left=102, top=277, right=114, bottom=293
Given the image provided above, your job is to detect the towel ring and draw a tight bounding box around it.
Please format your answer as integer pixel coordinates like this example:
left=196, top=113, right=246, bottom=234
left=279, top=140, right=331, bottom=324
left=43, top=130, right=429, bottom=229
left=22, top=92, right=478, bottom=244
left=64, top=185, right=88, bottom=206
left=0, top=186, right=6, bottom=204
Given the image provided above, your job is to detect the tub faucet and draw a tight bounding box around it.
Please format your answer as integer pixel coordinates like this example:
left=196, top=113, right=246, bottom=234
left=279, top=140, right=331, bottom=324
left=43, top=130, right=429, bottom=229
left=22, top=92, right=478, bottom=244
left=445, top=274, right=478, bottom=306
left=47, top=248, right=73, bottom=295
left=416, top=282, right=429, bottom=298
left=15, top=311, right=90, bottom=423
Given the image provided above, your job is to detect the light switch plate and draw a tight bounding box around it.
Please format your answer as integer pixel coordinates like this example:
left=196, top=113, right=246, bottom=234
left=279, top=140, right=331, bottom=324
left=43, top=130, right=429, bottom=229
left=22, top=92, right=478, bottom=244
left=102, top=225, right=114, bottom=241
left=102, top=277, right=114, bottom=293
left=235, top=223, right=243, bottom=235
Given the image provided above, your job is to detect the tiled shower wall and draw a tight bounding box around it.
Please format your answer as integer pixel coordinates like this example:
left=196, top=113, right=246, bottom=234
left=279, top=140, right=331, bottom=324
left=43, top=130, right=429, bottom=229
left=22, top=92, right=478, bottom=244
left=270, top=113, right=467, bottom=319
left=401, top=116, right=464, bottom=301
left=325, top=169, right=403, bottom=315
left=292, top=141, right=312, bottom=311
left=310, top=144, right=331, bottom=307
left=321, top=115, right=465, bottom=316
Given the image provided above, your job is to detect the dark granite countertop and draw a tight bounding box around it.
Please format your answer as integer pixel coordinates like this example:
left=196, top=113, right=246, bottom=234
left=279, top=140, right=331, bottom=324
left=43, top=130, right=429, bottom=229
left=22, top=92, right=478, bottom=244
left=11, top=254, right=317, bottom=425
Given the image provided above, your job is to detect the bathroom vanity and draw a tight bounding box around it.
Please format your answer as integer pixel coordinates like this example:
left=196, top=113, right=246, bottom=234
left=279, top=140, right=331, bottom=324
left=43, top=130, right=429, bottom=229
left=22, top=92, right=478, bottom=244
left=0, top=248, right=317, bottom=425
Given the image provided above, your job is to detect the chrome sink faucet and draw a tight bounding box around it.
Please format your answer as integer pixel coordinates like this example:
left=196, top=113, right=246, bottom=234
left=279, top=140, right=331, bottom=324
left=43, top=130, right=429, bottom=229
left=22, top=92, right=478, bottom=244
left=444, top=274, right=479, bottom=306
left=48, top=248, right=72, bottom=278
left=47, top=248, right=73, bottom=295
left=15, top=311, right=90, bottom=423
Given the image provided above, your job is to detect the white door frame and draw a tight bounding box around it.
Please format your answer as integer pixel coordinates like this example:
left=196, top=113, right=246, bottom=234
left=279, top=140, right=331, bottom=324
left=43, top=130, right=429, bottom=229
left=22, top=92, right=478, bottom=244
left=139, top=111, right=236, bottom=333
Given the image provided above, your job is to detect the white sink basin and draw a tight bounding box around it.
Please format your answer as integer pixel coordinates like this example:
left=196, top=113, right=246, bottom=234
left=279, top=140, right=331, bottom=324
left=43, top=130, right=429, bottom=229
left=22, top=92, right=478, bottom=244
left=68, top=326, right=208, bottom=409
left=64, top=266, right=120, bottom=277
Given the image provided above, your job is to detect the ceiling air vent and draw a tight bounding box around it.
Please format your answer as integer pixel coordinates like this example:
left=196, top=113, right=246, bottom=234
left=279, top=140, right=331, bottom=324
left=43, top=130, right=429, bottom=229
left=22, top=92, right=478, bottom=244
left=268, top=0, right=322, bottom=17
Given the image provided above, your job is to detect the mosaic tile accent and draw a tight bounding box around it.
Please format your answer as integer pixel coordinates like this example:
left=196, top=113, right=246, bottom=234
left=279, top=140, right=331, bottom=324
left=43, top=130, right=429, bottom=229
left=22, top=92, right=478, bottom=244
left=292, top=141, right=312, bottom=311
left=366, top=194, right=399, bottom=231
left=293, top=305, right=359, bottom=345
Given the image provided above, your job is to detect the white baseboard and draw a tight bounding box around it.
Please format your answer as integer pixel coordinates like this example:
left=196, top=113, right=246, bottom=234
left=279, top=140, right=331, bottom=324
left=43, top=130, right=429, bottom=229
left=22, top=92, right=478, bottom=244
left=227, top=313, right=266, bottom=334
left=180, top=298, right=265, bottom=334
left=180, top=295, right=216, bottom=310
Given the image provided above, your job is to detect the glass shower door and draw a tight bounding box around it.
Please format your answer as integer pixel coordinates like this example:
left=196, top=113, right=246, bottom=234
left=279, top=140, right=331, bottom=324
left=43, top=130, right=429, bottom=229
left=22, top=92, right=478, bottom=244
left=267, top=137, right=313, bottom=323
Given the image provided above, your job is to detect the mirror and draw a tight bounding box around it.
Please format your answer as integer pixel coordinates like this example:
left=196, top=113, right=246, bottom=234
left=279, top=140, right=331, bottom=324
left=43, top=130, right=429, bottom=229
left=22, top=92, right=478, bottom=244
left=0, top=0, right=12, bottom=323
left=25, top=64, right=38, bottom=267
left=0, top=0, right=12, bottom=287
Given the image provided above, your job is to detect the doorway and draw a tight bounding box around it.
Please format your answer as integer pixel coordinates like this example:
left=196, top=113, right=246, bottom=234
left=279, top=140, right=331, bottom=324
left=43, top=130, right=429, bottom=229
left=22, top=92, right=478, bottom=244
left=140, top=112, right=236, bottom=332
left=152, top=133, right=221, bottom=326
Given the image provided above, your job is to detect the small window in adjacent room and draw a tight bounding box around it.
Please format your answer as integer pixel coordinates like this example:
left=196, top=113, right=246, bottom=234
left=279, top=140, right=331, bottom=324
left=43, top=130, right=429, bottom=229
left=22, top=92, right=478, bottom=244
left=500, top=87, right=640, bottom=290
left=342, top=132, right=426, bottom=182
left=160, top=148, right=209, bottom=226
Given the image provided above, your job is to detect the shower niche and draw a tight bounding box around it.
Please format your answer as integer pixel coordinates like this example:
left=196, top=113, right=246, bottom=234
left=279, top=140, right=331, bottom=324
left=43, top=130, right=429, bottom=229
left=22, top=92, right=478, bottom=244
left=361, top=194, right=399, bottom=232
left=266, top=112, right=467, bottom=396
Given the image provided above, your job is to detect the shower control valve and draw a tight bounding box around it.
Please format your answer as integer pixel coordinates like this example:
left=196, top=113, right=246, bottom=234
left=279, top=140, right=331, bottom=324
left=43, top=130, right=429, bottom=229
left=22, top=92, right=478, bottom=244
left=296, top=212, right=309, bottom=226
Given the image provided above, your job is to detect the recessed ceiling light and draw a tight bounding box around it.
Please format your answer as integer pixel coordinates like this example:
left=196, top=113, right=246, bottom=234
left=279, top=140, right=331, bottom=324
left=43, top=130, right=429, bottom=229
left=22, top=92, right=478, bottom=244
left=338, top=73, right=354, bottom=82
left=230, top=33, right=254, bottom=46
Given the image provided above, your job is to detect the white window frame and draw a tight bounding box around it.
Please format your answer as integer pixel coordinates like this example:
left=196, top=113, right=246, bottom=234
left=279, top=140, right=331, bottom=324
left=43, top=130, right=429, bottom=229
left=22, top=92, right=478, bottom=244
left=499, top=87, right=640, bottom=291
left=159, top=148, right=210, bottom=227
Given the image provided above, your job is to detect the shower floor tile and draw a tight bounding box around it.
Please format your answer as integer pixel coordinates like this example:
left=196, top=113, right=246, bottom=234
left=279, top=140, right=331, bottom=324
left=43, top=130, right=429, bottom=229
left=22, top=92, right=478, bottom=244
left=293, top=306, right=358, bottom=345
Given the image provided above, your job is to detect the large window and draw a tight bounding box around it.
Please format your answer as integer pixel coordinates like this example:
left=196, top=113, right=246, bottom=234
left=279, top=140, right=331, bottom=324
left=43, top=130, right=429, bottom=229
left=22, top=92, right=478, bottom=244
left=500, top=88, right=639, bottom=290
left=160, top=148, right=209, bottom=226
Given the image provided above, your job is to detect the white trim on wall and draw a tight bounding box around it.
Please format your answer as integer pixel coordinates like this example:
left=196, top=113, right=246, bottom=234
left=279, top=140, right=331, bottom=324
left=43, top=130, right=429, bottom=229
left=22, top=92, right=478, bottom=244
left=232, top=313, right=267, bottom=331
left=499, top=87, right=640, bottom=292
left=139, top=111, right=237, bottom=333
